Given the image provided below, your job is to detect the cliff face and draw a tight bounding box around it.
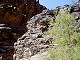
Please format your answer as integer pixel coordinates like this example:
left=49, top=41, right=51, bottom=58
left=0, top=0, right=46, bottom=60
left=14, top=9, right=55, bottom=60
left=0, top=0, right=46, bottom=26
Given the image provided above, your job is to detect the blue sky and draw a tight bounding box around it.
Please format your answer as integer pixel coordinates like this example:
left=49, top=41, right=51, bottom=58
left=40, top=0, right=78, bottom=9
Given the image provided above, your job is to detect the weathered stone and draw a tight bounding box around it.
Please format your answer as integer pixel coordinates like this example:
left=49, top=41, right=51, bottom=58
left=77, top=27, right=80, bottom=32
left=14, top=9, right=54, bottom=60
left=0, top=0, right=47, bottom=60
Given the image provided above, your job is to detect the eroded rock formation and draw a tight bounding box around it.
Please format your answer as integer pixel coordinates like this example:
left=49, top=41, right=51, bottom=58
left=14, top=10, right=54, bottom=60
left=0, top=0, right=46, bottom=60
left=0, top=0, right=46, bottom=26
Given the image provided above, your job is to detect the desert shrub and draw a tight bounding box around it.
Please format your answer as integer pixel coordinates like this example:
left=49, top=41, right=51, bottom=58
left=44, top=10, right=80, bottom=60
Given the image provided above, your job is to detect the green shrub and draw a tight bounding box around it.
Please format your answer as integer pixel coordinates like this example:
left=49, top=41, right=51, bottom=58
left=44, top=10, right=80, bottom=60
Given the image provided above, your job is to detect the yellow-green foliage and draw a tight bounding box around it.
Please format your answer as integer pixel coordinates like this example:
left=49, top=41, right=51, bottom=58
left=44, top=10, right=80, bottom=60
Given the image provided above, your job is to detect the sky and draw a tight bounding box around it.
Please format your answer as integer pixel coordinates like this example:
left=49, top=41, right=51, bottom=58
left=40, top=0, right=78, bottom=9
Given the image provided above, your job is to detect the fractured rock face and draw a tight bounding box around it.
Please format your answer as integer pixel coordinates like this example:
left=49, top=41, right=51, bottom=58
left=0, top=0, right=46, bottom=26
left=70, top=1, right=80, bottom=13
left=14, top=10, right=54, bottom=60
left=0, top=0, right=46, bottom=60
left=70, top=1, right=80, bottom=30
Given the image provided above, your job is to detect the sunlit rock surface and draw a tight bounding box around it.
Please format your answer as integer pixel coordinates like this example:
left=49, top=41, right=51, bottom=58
left=14, top=10, right=54, bottom=60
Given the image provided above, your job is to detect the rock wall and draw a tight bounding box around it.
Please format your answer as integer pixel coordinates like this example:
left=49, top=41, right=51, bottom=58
left=0, top=0, right=46, bottom=60
left=0, top=0, right=46, bottom=26
left=14, top=10, right=55, bottom=60
left=70, top=1, right=80, bottom=33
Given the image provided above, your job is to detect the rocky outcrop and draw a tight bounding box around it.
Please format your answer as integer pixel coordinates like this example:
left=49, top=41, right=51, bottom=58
left=0, top=0, right=46, bottom=26
left=14, top=10, right=55, bottom=60
left=70, top=1, right=80, bottom=19
left=0, top=0, right=46, bottom=60
left=70, top=1, right=80, bottom=33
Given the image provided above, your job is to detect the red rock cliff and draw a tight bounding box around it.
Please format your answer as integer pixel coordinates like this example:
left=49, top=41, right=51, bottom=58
left=0, top=0, right=46, bottom=26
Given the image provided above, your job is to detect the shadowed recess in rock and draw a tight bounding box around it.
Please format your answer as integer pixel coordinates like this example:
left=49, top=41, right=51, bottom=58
left=0, top=0, right=46, bottom=60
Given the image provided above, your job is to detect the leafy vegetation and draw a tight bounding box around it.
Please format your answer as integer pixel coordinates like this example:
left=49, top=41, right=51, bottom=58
left=44, top=9, right=80, bottom=60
